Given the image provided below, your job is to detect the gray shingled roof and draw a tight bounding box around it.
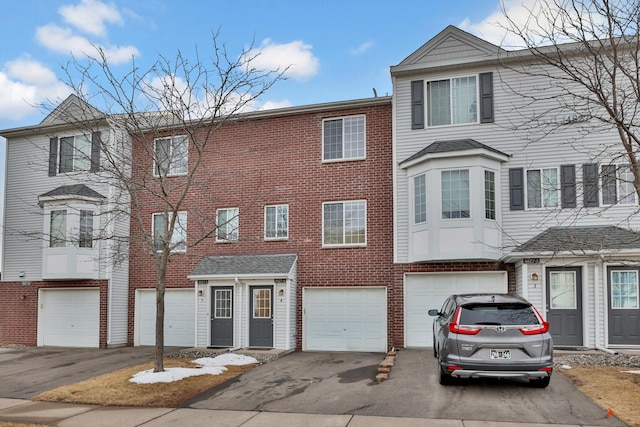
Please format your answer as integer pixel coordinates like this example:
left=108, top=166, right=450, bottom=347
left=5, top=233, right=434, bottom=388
left=400, top=139, right=509, bottom=165
left=39, top=184, right=106, bottom=200
left=190, top=253, right=297, bottom=277
left=515, top=226, right=640, bottom=253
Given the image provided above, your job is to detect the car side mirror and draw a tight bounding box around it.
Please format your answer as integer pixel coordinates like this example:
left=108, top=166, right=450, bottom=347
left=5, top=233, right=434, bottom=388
left=428, top=309, right=440, bottom=317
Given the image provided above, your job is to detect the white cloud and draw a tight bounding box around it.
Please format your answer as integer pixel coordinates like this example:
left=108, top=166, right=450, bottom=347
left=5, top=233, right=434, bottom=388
left=36, top=23, right=138, bottom=64
left=350, top=41, right=374, bottom=56
left=59, top=0, right=124, bottom=37
left=247, top=39, right=319, bottom=81
left=0, top=58, right=71, bottom=121
left=259, top=99, right=292, bottom=110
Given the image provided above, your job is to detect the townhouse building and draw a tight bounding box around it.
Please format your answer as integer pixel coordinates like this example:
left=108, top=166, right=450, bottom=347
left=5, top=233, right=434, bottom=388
left=392, top=26, right=640, bottom=350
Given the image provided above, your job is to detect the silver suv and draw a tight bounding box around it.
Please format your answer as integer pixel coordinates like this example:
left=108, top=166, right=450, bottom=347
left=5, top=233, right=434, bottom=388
left=428, top=293, right=553, bottom=387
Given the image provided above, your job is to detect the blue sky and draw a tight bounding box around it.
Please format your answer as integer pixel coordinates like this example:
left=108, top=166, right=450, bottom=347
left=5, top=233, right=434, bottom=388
left=0, top=0, right=539, bottom=243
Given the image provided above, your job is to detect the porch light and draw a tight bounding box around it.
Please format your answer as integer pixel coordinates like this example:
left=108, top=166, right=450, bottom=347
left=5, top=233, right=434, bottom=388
left=278, top=288, right=285, bottom=296
left=531, top=273, right=539, bottom=281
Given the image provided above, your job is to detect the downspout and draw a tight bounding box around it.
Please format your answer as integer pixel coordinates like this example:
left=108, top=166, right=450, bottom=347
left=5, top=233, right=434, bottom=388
left=594, top=262, right=617, bottom=355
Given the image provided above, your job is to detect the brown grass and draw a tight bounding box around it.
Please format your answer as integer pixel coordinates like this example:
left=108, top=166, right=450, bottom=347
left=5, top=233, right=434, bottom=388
left=559, top=366, right=640, bottom=427
left=32, top=358, right=255, bottom=408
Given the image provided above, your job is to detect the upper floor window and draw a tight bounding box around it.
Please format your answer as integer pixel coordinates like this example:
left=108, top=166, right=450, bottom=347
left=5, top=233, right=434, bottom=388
left=153, top=212, right=187, bottom=252
left=154, top=136, right=188, bottom=176
left=414, top=174, right=427, bottom=223
left=484, top=170, right=496, bottom=220
left=322, top=115, right=365, bottom=161
left=428, top=77, right=477, bottom=126
left=48, top=209, right=94, bottom=248
left=216, top=208, right=239, bottom=242
left=323, top=200, right=366, bottom=246
left=527, top=168, right=558, bottom=208
left=265, top=204, right=288, bottom=240
left=79, top=210, right=94, bottom=248
left=602, top=164, right=636, bottom=205
left=59, top=135, right=91, bottom=173
left=441, top=170, right=470, bottom=219
left=50, top=210, right=67, bottom=247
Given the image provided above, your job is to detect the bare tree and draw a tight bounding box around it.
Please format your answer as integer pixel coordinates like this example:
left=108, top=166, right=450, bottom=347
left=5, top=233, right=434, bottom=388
left=499, top=0, right=640, bottom=200
left=50, top=31, right=285, bottom=371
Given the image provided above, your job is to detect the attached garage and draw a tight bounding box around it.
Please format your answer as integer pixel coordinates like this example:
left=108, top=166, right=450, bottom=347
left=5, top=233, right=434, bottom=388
left=303, top=287, right=387, bottom=352
left=38, top=288, right=100, bottom=347
left=405, top=272, right=507, bottom=347
left=136, top=289, right=195, bottom=347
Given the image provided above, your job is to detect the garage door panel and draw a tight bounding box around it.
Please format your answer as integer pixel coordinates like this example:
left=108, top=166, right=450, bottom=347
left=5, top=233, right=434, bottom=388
left=40, top=289, right=100, bottom=348
left=137, top=289, right=195, bottom=347
left=405, top=273, right=507, bottom=347
left=304, top=288, right=386, bottom=352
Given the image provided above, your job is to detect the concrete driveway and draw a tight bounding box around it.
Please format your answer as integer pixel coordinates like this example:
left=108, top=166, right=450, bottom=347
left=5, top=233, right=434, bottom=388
left=0, top=346, right=179, bottom=399
left=185, top=349, right=624, bottom=426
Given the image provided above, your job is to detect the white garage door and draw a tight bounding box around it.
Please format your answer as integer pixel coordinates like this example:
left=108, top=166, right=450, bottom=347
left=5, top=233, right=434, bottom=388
left=304, top=287, right=386, bottom=352
left=405, top=272, right=507, bottom=347
left=39, top=288, right=100, bottom=347
left=137, top=289, right=195, bottom=347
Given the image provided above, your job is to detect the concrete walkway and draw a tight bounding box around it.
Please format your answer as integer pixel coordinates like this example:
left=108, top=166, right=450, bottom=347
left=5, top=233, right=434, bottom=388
left=0, top=398, right=615, bottom=427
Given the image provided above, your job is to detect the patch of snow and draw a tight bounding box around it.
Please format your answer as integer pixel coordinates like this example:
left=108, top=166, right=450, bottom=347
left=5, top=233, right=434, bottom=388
left=623, top=370, right=640, bottom=375
left=129, top=353, right=257, bottom=384
left=561, top=364, right=572, bottom=369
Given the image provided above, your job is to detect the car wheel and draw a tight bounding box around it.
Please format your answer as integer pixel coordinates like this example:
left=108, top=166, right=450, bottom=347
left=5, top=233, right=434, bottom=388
left=438, top=364, right=454, bottom=385
left=530, top=376, right=551, bottom=388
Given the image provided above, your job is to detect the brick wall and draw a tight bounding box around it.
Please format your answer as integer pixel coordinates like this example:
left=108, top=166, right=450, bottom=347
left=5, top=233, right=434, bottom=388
left=128, top=101, right=395, bottom=348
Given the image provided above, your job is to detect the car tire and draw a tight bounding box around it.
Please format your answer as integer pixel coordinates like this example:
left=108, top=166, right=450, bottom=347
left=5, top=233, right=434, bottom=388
left=530, top=376, right=551, bottom=388
left=438, top=364, right=454, bottom=385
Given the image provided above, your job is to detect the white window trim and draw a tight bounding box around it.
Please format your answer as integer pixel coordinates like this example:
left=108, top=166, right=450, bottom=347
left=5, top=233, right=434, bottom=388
left=484, top=169, right=496, bottom=221
left=610, top=269, right=640, bottom=310
left=441, top=168, right=471, bottom=220
left=321, top=114, right=366, bottom=163
left=601, top=164, right=637, bottom=206
left=43, top=203, right=99, bottom=250
left=525, top=167, right=560, bottom=210
left=426, top=74, right=479, bottom=128
left=59, top=134, right=92, bottom=174
left=153, top=135, right=188, bottom=177
left=152, top=211, right=187, bottom=253
left=321, top=200, right=367, bottom=248
left=216, top=207, right=239, bottom=243
left=264, top=204, right=289, bottom=241
left=412, top=173, right=427, bottom=224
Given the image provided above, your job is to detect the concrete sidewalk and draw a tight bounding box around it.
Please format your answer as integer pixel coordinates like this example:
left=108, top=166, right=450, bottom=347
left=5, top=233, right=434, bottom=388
left=0, top=398, right=616, bottom=427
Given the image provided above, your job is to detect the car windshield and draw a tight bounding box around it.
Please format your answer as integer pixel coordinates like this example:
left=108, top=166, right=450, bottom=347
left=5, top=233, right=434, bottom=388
left=459, top=303, right=539, bottom=326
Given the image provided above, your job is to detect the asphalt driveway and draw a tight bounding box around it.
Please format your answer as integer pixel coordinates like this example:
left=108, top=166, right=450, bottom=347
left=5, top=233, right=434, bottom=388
left=186, top=349, right=624, bottom=426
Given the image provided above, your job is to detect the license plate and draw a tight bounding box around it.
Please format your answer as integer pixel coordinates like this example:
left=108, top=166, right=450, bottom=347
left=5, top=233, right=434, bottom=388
left=490, top=349, right=511, bottom=359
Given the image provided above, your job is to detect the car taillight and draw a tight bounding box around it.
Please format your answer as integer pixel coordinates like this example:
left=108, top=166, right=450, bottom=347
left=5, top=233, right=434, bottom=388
left=448, top=307, right=481, bottom=335
left=519, top=306, right=550, bottom=335
left=539, top=367, right=553, bottom=374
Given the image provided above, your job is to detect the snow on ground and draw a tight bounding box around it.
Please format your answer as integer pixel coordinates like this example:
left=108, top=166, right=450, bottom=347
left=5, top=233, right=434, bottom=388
left=130, top=354, right=259, bottom=384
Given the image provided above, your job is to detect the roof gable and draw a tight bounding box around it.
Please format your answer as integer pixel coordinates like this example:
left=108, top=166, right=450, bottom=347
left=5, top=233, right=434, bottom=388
left=41, top=94, right=105, bottom=126
left=394, top=26, right=505, bottom=72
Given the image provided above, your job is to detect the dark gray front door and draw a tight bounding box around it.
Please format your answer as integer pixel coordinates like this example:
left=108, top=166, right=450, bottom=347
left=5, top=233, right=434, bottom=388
left=211, top=287, right=233, bottom=347
left=249, top=286, right=273, bottom=347
left=608, top=267, right=640, bottom=345
left=546, top=267, right=583, bottom=346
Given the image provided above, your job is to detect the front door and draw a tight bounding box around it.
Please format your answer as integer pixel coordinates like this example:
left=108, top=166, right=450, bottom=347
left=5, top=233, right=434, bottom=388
left=249, top=286, right=273, bottom=347
left=211, top=287, right=233, bottom=347
left=608, top=267, right=640, bottom=345
left=546, top=267, right=583, bottom=346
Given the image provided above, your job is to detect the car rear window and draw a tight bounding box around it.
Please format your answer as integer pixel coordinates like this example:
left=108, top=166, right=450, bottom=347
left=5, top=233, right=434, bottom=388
left=459, top=303, right=540, bottom=326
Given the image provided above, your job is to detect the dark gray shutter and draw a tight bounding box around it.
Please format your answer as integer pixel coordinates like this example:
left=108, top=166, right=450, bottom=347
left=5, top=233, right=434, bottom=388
left=411, top=80, right=424, bottom=129
left=90, top=132, right=101, bottom=172
left=479, top=72, right=494, bottom=123
left=48, top=137, right=58, bottom=177
left=583, top=163, right=599, bottom=207
left=561, top=164, right=576, bottom=208
left=509, top=168, right=524, bottom=210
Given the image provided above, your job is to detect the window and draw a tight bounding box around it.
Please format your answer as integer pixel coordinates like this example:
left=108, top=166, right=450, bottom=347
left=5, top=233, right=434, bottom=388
left=603, top=164, right=636, bottom=205
left=527, top=168, right=558, bottom=208
left=216, top=208, right=239, bottom=242
left=427, top=76, right=477, bottom=126
left=79, top=210, right=93, bottom=248
left=50, top=210, right=67, bottom=247
left=154, top=136, right=188, bottom=176
left=611, top=270, right=639, bottom=309
left=322, top=115, right=365, bottom=161
left=59, top=135, right=91, bottom=173
left=441, top=170, right=470, bottom=219
left=323, top=200, right=366, bottom=246
left=265, top=205, right=288, bottom=240
left=484, top=170, right=496, bottom=220
left=414, top=175, right=427, bottom=223
left=152, top=212, right=187, bottom=252
left=215, top=289, right=232, bottom=318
